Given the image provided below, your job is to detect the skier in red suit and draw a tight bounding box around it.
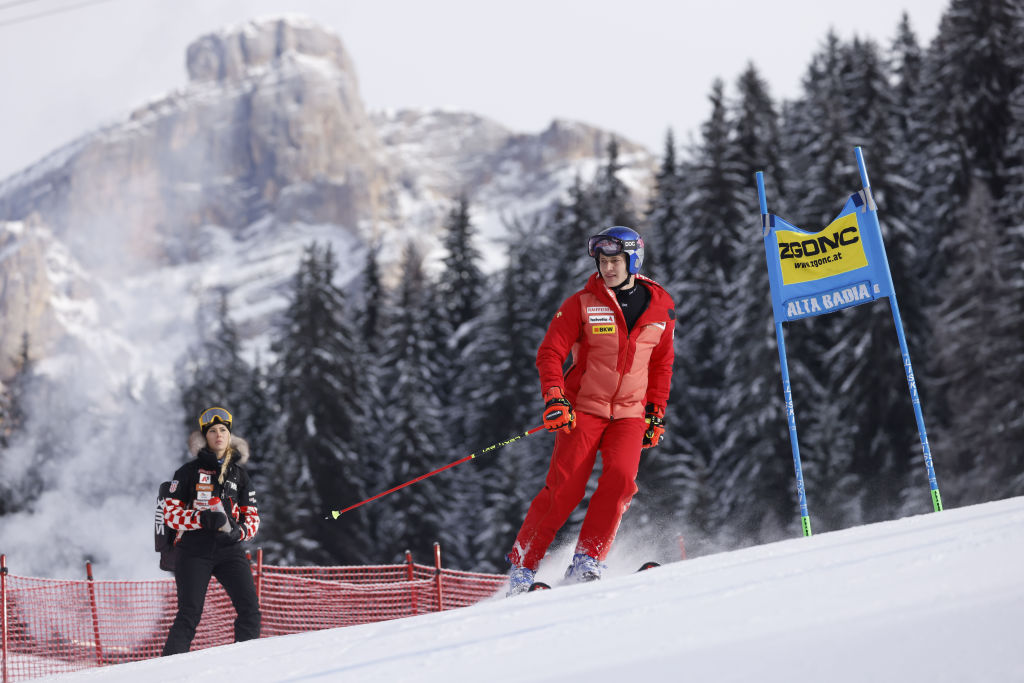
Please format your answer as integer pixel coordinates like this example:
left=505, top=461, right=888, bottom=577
left=507, top=226, right=675, bottom=594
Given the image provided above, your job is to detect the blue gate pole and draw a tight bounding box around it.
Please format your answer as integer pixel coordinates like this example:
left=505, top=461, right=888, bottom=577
left=758, top=172, right=813, bottom=536
left=854, top=148, right=942, bottom=512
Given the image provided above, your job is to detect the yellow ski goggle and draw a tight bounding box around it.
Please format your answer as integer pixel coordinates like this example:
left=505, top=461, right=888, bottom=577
left=199, top=406, right=232, bottom=431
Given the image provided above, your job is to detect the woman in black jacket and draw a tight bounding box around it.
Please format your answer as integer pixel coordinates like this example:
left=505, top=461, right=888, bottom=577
left=162, top=406, right=261, bottom=656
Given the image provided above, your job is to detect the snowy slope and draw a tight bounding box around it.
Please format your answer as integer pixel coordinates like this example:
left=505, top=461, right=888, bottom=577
left=45, top=496, right=1024, bottom=682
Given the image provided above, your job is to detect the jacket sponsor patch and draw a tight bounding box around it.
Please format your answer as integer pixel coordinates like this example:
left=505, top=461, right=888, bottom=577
left=589, top=314, right=614, bottom=324
left=586, top=306, right=613, bottom=316
left=169, top=480, right=178, bottom=493
left=199, top=473, right=211, bottom=484
left=592, top=324, right=616, bottom=334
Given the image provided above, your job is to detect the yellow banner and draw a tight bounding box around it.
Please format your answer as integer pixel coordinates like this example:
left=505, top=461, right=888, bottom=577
left=777, top=213, right=869, bottom=284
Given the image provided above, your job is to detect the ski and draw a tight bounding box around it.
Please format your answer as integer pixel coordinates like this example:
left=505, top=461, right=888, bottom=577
left=516, top=561, right=661, bottom=595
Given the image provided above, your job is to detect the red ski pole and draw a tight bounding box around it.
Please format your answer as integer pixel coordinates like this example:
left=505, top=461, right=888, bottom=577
left=328, top=425, right=546, bottom=519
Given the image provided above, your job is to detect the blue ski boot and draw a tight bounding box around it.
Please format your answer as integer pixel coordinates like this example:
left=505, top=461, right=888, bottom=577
left=506, top=566, right=536, bottom=597
left=564, top=553, right=604, bottom=583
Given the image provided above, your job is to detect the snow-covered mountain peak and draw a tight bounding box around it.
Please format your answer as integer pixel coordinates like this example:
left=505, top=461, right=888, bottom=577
left=185, top=15, right=358, bottom=87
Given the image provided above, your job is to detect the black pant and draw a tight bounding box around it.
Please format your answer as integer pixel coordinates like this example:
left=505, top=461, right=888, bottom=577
left=162, top=545, right=261, bottom=655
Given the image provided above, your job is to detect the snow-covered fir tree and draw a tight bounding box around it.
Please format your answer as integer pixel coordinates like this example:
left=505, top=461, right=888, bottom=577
left=642, top=129, right=685, bottom=290
left=994, top=74, right=1024, bottom=497
left=375, top=242, right=451, bottom=563
left=268, top=242, right=372, bottom=565
left=714, top=64, right=797, bottom=541
left=651, top=79, right=745, bottom=544
left=592, top=138, right=640, bottom=230
left=913, top=0, right=1024, bottom=507
left=437, top=195, right=486, bottom=446
left=433, top=195, right=490, bottom=568
left=177, top=291, right=252, bottom=433
left=545, top=175, right=601, bottom=308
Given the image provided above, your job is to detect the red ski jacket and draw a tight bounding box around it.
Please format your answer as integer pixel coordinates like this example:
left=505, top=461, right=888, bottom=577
left=537, top=273, right=675, bottom=420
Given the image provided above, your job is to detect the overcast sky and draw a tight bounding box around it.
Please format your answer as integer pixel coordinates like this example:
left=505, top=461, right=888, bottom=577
left=0, top=0, right=947, bottom=181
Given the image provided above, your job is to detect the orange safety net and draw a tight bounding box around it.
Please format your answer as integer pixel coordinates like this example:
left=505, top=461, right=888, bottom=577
left=0, top=551, right=506, bottom=683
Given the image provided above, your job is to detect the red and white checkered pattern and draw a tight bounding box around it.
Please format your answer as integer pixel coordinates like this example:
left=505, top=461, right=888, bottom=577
left=163, top=498, right=202, bottom=531
left=162, top=498, right=261, bottom=540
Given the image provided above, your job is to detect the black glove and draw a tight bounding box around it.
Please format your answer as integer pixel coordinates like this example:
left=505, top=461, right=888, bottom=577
left=217, top=516, right=245, bottom=545
left=199, top=510, right=227, bottom=530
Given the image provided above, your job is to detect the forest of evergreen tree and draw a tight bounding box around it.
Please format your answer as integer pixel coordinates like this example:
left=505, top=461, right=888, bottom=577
left=2, top=1, right=1022, bottom=572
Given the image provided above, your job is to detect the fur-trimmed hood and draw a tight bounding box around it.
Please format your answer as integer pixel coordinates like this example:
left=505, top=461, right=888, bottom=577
left=188, top=431, right=251, bottom=464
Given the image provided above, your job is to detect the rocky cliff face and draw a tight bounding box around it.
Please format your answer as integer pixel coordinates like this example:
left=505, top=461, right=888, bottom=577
left=0, top=15, right=655, bottom=379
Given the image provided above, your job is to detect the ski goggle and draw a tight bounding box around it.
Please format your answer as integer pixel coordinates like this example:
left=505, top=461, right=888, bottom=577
left=199, top=407, right=232, bottom=431
left=588, top=235, right=640, bottom=257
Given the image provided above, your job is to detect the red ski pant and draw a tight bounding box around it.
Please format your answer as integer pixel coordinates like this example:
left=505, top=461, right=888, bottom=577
left=509, top=412, right=646, bottom=570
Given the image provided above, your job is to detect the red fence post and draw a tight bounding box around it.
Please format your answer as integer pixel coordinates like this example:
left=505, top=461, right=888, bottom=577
left=677, top=534, right=687, bottom=561
left=433, top=543, right=444, bottom=612
left=85, top=561, right=103, bottom=666
left=2, top=554, right=9, bottom=683
left=405, top=550, right=419, bottom=615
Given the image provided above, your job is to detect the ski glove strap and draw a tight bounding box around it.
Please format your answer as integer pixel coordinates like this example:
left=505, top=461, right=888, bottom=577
left=642, top=403, right=666, bottom=449
left=542, top=387, right=576, bottom=434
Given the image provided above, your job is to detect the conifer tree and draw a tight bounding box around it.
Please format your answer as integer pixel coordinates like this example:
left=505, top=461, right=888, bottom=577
left=927, top=181, right=1015, bottom=504
left=886, top=12, right=930, bottom=361
left=438, top=195, right=485, bottom=339
left=593, top=137, right=639, bottom=229
left=270, top=242, right=371, bottom=565
left=782, top=31, right=852, bottom=228
left=716, top=64, right=797, bottom=540
left=994, top=78, right=1024, bottom=496
left=360, top=243, right=386, bottom=345
left=654, top=79, right=747, bottom=542
left=546, top=175, right=600, bottom=307
left=913, top=0, right=1024, bottom=505
left=437, top=195, right=486, bottom=447
left=177, top=291, right=251, bottom=432
left=643, top=130, right=686, bottom=290
left=434, top=195, right=489, bottom=567
left=375, top=242, right=450, bottom=563
left=344, top=245, right=399, bottom=561
left=936, top=0, right=1024, bottom=199
left=235, top=355, right=276, bottom=504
